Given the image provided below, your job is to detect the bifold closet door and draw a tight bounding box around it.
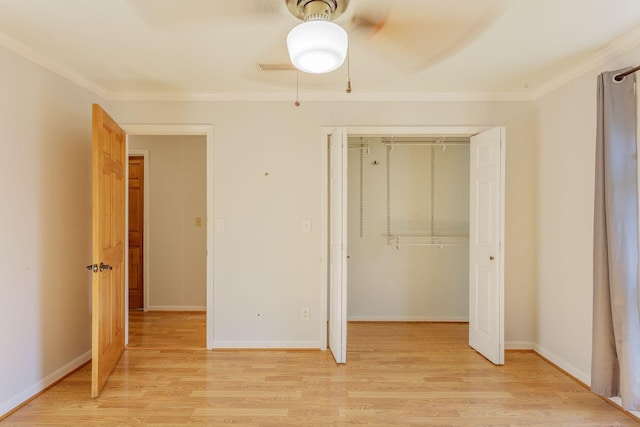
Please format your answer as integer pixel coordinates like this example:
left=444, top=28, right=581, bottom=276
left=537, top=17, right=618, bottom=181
left=469, top=127, right=504, bottom=365
left=328, top=127, right=348, bottom=364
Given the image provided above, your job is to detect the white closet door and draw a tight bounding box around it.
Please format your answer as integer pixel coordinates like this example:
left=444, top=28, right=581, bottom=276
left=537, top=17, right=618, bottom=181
left=469, top=127, right=505, bottom=365
left=328, top=127, right=348, bottom=364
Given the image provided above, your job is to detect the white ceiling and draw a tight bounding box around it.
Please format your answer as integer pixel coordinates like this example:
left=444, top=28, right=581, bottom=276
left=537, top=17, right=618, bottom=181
left=1, top=0, right=640, bottom=101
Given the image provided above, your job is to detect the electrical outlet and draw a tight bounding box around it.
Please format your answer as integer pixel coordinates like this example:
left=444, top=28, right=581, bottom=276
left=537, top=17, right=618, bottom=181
left=301, top=307, right=310, bottom=321
left=254, top=309, right=263, bottom=321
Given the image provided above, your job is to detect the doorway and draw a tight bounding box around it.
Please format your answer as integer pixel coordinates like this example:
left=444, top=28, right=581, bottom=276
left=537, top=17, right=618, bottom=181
left=346, top=135, right=470, bottom=322
left=126, top=135, right=207, bottom=349
left=123, top=124, right=214, bottom=349
left=321, top=126, right=505, bottom=365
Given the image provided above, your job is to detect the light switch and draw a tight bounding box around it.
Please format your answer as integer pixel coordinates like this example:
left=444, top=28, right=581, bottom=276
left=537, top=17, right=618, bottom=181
left=216, top=218, right=225, bottom=231
left=195, top=217, right=202, bottom=227
left=302, top=218, right=312, bottom=233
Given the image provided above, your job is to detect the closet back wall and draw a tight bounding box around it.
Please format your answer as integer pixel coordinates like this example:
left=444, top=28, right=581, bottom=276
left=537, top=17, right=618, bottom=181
left=347, top=137, right=470, bottom=321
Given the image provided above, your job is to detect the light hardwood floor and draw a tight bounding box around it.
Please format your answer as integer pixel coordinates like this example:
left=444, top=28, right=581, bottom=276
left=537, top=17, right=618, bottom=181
left=2, top=314, right=637, bottom=426
left=127, top=310, right=206, bottom=350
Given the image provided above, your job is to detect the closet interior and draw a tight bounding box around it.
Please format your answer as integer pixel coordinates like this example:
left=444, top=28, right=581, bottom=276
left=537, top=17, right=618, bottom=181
left=347, top=135, right=471, bottom=322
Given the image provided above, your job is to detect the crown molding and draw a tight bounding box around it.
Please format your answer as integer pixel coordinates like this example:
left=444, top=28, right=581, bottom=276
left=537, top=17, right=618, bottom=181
left=108, top=90, right=532, bottom=103
left=0, top=30, right=109, bottom=99
left=531, top=24, right=640, bottom=100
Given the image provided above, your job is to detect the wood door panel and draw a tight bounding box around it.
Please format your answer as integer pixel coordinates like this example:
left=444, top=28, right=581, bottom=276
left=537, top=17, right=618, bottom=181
left=99, top=174, right=112, bottom=245
left=92, top=104, right=126, bottom=398
left=128, top=189, right=142, bottom=238
left=128, top=230, right=142, bottom=246
left=113, top=265, right=124, bottom=332
left=128, top=156, right=144, bottom=310
left=128, top=248, right=143, bottom=291
left=98, top=276, right=113, bottom=351
left=113, top=174, right=124, bottom=246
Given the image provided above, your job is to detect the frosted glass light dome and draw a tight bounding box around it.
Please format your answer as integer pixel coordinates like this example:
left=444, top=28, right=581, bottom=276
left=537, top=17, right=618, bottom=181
left=287, top=20, right=348, bottom=74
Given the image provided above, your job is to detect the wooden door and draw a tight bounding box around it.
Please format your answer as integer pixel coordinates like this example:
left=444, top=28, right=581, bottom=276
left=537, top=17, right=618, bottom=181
left=91, top=104, right=126, bottom=397
left=328, top=128, right=348, bottom=364
left=128, top=156, right=144, bottom=310
left=468, top=127, right=504, bottom=365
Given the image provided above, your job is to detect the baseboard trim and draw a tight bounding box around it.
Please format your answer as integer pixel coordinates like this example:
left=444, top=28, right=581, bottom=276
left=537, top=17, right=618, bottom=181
left=0, top=350, right=91, bottom=419
left=212, top=341, right=321, bottom=349
left=505, top=341, right=534, bottom=350
left=608, top=397, right=640, bottom=420
left=147, top=306, right=206, bottom=311
left=533, top=343, right=591, bottom=386
left=532, top=345, right=640, bottom=420
left=347, top=316, right=468, bottom=322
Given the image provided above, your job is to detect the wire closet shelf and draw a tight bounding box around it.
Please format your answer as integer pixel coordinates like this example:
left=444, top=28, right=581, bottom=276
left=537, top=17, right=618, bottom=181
left=383, top=136, right=470, bottom=250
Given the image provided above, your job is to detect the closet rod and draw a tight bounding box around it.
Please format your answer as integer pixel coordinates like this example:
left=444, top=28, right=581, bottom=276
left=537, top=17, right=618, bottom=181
left=614, top=66, right=640, bottom=81
left=348, top=143, right=371, bottom=153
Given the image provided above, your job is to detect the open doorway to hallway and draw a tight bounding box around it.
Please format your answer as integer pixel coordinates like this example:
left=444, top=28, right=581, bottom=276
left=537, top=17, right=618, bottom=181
left=126, top=135, right=207, bottom=350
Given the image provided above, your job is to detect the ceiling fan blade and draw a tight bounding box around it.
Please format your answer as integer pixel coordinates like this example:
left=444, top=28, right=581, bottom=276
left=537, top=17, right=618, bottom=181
left=258, top=64, right=296, bottom=71
left=347, top=9, right=389, bottom=38
left=351, top=0, right=506, bottom=72
left=336, top=0, right=389, bottom=36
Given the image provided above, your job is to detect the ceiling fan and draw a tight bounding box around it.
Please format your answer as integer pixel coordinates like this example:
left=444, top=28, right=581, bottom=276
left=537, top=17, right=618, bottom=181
left=254, top=0, right=507, bottom=76
left=285, top=0, right=353, bottom=74
left=130, top=0, right=505, bottom=77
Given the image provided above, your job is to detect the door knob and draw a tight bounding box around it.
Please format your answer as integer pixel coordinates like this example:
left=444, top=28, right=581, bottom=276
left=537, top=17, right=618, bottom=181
left=86, top=264, right=98, bottom=273
left=99, top=262, right=113, bottom=272
left=489, top=256, right=495, bottom=260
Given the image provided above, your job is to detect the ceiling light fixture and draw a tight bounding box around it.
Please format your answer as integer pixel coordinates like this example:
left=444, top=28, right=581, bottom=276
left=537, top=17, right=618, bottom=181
left=286, top=0, right=348, bottom=74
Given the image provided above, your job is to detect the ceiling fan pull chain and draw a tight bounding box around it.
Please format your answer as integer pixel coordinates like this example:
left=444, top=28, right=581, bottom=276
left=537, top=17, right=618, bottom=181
left=295, top=71, right=301, bottom=107
left=346, top=47, right=352, bottom=94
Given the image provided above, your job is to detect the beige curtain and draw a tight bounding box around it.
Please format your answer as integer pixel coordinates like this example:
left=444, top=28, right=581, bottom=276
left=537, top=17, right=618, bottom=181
left=592, top=68, right=640, bottom=411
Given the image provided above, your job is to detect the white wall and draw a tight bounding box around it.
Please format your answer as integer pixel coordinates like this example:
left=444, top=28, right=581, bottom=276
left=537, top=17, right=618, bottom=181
left=0, top=40, right=538, bottom=417
left=5, top=13, right=640, bottom=416
left=110, top=99, right=536, bottom=348
left=129, top=135, right=207, bottom=310
left=347, top=137, right=470, bottom=321
left=534, top=43, right=640, bottom=384
left=0, top=46, right=102, bottom=415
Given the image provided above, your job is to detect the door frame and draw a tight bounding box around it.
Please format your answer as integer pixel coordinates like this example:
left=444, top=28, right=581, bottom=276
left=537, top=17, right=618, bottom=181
left=122, top=124, right=215, bottom=350
left=127, top=150, right=149, bottom=312
left=319, top=125, right=504, bottom=353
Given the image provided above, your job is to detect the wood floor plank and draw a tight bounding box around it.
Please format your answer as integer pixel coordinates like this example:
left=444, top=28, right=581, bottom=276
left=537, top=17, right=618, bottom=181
left=348, top=391, right=515, bottom=399
left=126, top=310, right=206, bottom=350
left=2, top=315, right=637, bottom=426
